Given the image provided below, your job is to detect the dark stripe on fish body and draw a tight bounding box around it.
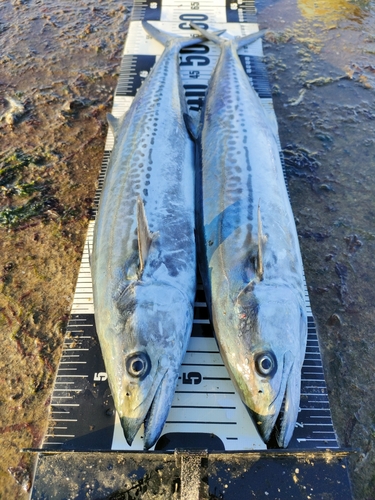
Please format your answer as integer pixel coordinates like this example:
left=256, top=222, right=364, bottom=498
left=243, top=145, right=254, bottom=228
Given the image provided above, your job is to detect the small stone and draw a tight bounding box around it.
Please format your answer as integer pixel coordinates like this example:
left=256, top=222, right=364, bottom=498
left=8, top=466, right=31, bottom=492
left=327, top=313, right=342, bottom=327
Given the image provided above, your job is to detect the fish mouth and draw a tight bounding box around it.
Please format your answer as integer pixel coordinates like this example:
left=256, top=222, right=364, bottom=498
left=249, top=351, right=297, bottom=446
left=120, top=363, right=168, bottom=447
left=143, top=369, right=176, bottom=450
left=120, top=363, right=179, bottom=450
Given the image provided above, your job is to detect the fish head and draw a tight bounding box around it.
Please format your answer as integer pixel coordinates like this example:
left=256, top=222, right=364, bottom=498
left=103, top=281, right=193, bottom=449
left=231, top=282, right=307, bottom=447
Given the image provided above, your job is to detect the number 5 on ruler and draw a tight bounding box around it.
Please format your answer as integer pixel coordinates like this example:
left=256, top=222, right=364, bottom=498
left=182, top=372, right=202, bottom=384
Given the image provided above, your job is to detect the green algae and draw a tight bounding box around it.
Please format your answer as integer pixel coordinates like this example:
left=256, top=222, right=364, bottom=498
left=0, top=150, right=54, bottom=228
left=0, top=199, right=46, bottom=228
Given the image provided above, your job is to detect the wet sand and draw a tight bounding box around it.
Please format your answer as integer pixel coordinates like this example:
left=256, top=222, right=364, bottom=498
left=0, top=0, right=374, bottom=498
left=259, top=0, right=375, bottom=497
left=0, top=1, right=129, bottom=496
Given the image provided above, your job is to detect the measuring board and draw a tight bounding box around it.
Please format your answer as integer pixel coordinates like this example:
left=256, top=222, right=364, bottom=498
left=30, top=2, right=354, bottom=498
left=40, top=1, right=340, bottom=455
left=31, top=2, right=354, bottom=498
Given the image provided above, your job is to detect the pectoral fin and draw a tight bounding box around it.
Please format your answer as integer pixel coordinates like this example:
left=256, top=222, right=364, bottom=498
left=137, top=197, right=158, bottom=275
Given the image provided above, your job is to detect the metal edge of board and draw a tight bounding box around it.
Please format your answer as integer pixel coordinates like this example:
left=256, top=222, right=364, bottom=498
left=30, top=449, right=354, bottom=499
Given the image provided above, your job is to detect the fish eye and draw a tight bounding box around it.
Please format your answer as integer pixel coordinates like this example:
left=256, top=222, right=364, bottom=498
left=126, top=352, right=151, bottom=379
left=254, top=351, right=277, bottom=378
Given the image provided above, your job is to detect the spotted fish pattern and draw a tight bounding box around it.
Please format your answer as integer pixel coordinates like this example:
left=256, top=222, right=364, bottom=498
left=92, top=22, right=198, bottom=450
left=192, top=24, right=308, bottom=447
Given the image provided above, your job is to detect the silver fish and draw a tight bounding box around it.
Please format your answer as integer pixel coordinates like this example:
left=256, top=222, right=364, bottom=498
left=191, top=23, right=307, bottom=447
left=92, top=21, right=199, bottom=449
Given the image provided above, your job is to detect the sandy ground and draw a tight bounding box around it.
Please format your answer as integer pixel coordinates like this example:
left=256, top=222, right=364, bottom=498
left=258, top=0, right=375, bottom=497
left=0, top=0, right=374, bottom=498
left=0, top=1, right=129, bottom=497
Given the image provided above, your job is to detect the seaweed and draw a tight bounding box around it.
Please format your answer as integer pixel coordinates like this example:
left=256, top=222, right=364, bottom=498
left=0, top=150, right=38, bottom=186
left=0, top=150, right=56, bottom=228
left=0, top=199, right=43, bottom=227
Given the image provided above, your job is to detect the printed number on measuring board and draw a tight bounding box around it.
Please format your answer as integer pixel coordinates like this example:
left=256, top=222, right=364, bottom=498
left=182, top=371, right=202, bottom=384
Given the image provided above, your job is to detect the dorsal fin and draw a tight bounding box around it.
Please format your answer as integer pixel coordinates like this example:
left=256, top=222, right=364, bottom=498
left=257, top=203, right=264, bottom=281
left=183, top=111, right=201, bottom=140
left=107, top=113, right=121, bottom=138
left=137, top=196, right=156, bottom=275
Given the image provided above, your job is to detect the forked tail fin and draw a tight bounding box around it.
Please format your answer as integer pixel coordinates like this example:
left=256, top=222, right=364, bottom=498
left=190, top=22, right=267, bottom=50
left=142, top=20, right=225, bottom=49
left=142, top=20, right=175, bottom=47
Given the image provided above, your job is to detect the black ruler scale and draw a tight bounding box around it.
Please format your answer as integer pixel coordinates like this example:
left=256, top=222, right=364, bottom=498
left=31, top=1, right=353, bottom=498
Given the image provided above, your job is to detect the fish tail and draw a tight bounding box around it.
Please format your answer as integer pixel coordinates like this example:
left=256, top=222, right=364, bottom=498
left=142, top=21, right=174, bottom=47
left=142, top=20, right=215, bottom=49
left=190, top=22, right=223, bottom=45
left=190, top=22, right=266, bottom=50
left=235, top=29, right=267, bottom=49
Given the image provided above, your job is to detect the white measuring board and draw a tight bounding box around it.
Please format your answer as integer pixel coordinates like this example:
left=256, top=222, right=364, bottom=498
left=42, top=0, right=339, bottom=453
